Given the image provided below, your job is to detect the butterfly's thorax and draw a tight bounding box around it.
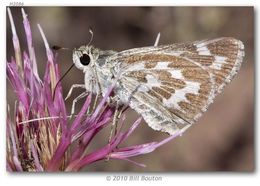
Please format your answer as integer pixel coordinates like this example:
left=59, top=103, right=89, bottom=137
left=94, top=58, right=115, bottom=96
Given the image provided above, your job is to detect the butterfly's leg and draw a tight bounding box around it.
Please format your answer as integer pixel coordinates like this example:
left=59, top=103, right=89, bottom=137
left=113, top=104, right=126, bottom=136
left=106, top=100, right=121, bottom=162
left=87, top=93, right=99, bottom=115
left=65, top=84, right=86, bottom=100
left=107, top=94, right=122, bottom=140
left=108, top=100, right=119, bottom=142
left=70, top=91, right=88, bottom=117
left=86, top=78, right=101, bottom=114
left=117, top=105, right=128, bottom=119
left=91, top=93, right=99, bottom=113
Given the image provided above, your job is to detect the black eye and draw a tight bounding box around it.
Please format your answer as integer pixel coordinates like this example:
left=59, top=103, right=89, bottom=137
left=80, top=54, right=91, bottom=66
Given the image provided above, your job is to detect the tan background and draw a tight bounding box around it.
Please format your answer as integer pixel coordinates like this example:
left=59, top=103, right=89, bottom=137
left=7, top=7, right=254, bottom=171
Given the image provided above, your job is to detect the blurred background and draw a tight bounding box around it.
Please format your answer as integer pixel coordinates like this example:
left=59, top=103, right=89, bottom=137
left=6, top=7, right=254, bottom=171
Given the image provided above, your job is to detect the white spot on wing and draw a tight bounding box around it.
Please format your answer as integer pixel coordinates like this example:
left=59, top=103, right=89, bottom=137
left=169, top=69, right=184, bottom=79
left=210, top=56, right=227, bottom=70
left=154, top=62, right=184, bottom=79
left=154, top=62, right=171, bottom=69
left=163, top=81, right=201, bottom=110
left=145, top=74, right=161, bottom=88
left=195, top=43, right=211, bottom=55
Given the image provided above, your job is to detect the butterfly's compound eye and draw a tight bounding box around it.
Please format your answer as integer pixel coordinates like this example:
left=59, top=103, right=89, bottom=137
left=80, top=54, right=91, bottom=66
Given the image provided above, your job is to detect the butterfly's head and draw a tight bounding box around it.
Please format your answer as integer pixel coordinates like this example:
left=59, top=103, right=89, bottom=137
left=72, top=45, right=100, bottom=72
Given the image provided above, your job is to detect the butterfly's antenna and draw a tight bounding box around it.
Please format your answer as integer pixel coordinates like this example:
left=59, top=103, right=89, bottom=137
left=87, top=28, right=94, bottom=46
left=51, top=45, right=74, bottom=100
left=53, top=63, right=75, bottom=100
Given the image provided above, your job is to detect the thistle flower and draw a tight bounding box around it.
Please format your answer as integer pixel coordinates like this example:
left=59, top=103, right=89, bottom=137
left=6, top=8, right=181, bottom=172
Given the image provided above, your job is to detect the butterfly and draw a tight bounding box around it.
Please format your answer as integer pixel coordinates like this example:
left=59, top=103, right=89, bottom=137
left=68, top=36, right=244, bottom=135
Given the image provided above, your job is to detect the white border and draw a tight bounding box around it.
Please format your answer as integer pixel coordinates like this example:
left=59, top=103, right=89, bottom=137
left=0, top=1, right=258, bottom=186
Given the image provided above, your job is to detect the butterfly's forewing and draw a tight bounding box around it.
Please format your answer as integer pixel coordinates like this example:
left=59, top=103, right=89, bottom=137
left=108, top=37, right=244, bottom=135
left=169, top=37, right=245, bottom=93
